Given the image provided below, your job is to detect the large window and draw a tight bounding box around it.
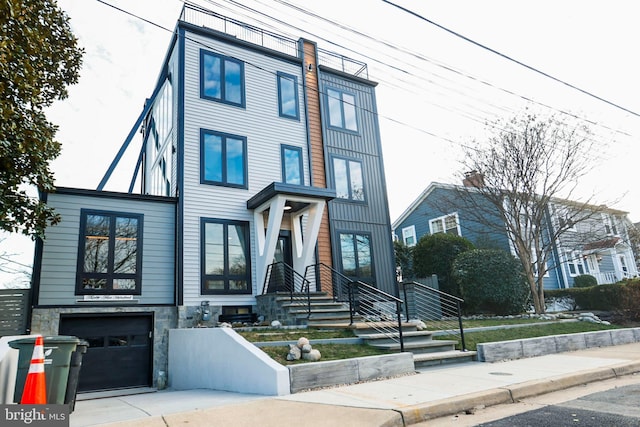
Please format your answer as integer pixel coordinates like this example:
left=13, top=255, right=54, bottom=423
left=200, top=50, right=245, bottom=107
left=76, top=210, right=143, bottom=294
left=339, top=232, right=374, bottom=283
left=201, top=129, right=247, bottom=188
left=429, top=213, right=460, bottom=236
left=333, top=157, right=364, bottom=202
left=327, top=88, right=357, bottom=131
left=277, top=72, right=299, bottom=120
left=201, top=219, right=251, bottom=294
left=281, top=145, right=303, bottom=185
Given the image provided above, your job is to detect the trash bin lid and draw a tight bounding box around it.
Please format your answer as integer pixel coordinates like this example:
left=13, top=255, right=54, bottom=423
left=8, top=335, right=82, bottom=349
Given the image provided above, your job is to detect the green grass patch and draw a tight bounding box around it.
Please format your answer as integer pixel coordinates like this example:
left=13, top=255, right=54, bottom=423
left=458, top=322, right=620, bottom=351
left=461, top=318, right=559, bottom=328
left=237, top=327, right=355, bottom=342
left=259, top=343, right=389, bottom=365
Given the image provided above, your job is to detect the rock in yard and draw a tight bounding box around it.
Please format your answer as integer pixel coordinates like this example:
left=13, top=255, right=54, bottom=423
left=302, top=349, right=321, bottom=361
left=271, top=320, right=282, bottom=328
left=297, top=337, right=310, bottom=348
left=286, top=344, right=301, bottom=361
left=301, top=343, right=312, bottom=353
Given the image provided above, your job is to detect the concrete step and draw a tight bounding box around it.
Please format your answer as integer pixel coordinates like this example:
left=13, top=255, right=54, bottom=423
left=367, top=339, right=457, bottom=353
left=413, top=350, right=477, bottom=368
left=282, top=301, right=347, bottom=309
left=290, top=307, right=350, bottom=315
left=351, top=322, right=419, bottom=335
left=358, top=330, right=435, bottom=345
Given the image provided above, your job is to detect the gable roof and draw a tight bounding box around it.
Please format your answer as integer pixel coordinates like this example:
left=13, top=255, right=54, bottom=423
left=391, top=182, right=456, bottom=230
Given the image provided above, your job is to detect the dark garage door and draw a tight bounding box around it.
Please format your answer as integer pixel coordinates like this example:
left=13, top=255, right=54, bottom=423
left=59, top=314, right=152, bottom=392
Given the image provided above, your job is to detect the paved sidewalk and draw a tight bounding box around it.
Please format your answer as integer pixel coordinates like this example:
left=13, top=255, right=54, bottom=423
left=70, top=343, right=640, bottom=427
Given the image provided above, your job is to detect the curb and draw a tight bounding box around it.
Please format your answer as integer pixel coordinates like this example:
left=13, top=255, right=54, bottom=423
left=397, top=360, right=640, bottom=425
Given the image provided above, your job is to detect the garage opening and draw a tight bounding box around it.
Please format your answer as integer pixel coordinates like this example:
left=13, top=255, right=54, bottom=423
left=59, top=313, right=153, bottom=392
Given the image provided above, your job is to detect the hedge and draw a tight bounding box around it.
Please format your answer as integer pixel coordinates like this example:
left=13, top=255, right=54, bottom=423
left=546, top=279, right=640, bottom=319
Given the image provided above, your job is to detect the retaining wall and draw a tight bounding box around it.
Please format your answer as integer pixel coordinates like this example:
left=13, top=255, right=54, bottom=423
left=477, top=327, right=640, bottom=362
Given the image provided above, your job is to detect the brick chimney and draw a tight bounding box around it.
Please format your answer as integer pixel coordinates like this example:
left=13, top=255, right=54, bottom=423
left=463, top=170, right=484, bottom=188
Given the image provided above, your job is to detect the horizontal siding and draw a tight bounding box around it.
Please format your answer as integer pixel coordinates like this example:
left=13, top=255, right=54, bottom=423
left=38, top=193, right=176, bottom=306
left=180, top=31, right=308, bottom=306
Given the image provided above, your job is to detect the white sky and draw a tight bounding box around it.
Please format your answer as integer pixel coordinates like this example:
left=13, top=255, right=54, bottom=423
left=2, top=0, right=639, bottom=286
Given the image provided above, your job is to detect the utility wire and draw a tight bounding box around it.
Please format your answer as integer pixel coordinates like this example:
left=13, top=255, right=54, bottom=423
left=382, top=0, right=640, bottom=118
left=246, top=0, right=632, bottom=141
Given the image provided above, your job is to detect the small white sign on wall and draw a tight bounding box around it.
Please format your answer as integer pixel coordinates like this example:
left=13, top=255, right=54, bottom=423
left=82, top=295, right=134, bottom=301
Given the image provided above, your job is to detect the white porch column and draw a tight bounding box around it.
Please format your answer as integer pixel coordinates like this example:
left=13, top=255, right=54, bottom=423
left=291, top=201, right=325, bottom=277
left=253, top=196, right=286, bottom=289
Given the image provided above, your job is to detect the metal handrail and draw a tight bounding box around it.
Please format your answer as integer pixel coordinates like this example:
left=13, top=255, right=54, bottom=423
left=347, top=280, right=405, bottom=352
left=262, top=262, right=311, bottom=311
left=400, top=280, right=467, bottom=351
left=304, top=262, right=354, bottom=302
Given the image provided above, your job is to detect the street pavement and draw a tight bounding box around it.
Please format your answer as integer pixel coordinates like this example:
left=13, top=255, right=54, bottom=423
left=69, top=342, right=640, bottom=427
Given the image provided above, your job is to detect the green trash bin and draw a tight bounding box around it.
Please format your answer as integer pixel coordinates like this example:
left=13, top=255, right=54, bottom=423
left=9, top=336, right=81, bottom=404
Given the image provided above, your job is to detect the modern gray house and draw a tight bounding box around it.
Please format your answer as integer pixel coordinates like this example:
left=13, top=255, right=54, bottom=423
left=30, top=5, right=396, bottom=392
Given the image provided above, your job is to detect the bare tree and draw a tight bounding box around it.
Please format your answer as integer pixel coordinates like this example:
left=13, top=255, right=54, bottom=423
left=457, top=113, right=604, bottom=313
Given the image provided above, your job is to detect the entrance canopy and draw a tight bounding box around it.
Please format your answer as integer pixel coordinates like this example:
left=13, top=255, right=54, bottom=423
left=247, top=183, right=335, bottom=288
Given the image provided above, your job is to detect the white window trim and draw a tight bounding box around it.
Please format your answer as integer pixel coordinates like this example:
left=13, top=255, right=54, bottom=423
left=566, top=250, right=586, bottom=277
left=429, top=212, right=461, bottom=236
left=402, top=225, right=417, bottom=247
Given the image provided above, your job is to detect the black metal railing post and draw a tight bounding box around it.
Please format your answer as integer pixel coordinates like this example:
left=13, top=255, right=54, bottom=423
left=306, top=278, right=311, bottom=318
left=401, top=282, right=410, bottom=321
left=456, top=300, right=467, bottom=352
left=396, top=300, right=405, bottom=352
left=348, top=282, right=355, bottom=325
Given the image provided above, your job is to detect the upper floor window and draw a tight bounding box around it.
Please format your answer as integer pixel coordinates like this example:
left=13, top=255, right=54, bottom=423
left=327, top=88, right=357, bottom=132
left=281, top=145, right=303, bottom=185
left=76, top=210, right=143, bottom=295
left=201, top=219, right=251, bottom=294
left=200, top=50, right=245, bottom=107
left=555, top=206, right=577, bottom=231
left=333, top=157, right=364, bottom=202
left=277, top=72, right=299, bottom=120
left=602, top=213, right=618, bottom=235
left=201, top=129, right=247, bottom=188
left=402, top=226, right=417, bottom=247
left=429, top=213, right=460, bottom=236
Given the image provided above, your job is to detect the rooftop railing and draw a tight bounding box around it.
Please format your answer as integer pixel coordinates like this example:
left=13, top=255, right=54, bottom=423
left=180, top=3, right=368, bottom=78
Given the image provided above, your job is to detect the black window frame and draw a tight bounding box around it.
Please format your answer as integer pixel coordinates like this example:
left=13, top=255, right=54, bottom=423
left=75, top=209, right=143, bottom=295
left=326, top=87, right=358, bottom=133
left=331, top=155, right=366, bottom=203
left=277, top=72, right=300, bottom=120
left=338, top=231, right=375, bottom=285
left=281, top=144, right=304, bottom=185
left=201, top=218, right=252, bottom=295
left=199, top=49, right=246, bottom=107
left=200, top=128, right=248, bottom=189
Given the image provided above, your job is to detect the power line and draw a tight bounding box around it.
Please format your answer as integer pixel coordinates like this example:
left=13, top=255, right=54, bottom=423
left=381, top=0, right=640, bottom=119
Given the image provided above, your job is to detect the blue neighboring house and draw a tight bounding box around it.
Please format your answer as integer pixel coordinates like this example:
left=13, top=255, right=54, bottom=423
left=392, top=180, right=638, bottom=290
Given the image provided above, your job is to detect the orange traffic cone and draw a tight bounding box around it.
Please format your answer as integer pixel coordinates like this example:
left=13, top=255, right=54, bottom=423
left=21, top=335, right=47, bottom=404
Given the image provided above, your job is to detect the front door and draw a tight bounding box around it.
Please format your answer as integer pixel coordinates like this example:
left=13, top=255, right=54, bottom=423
left=267, top=231, right=293, bottom=292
